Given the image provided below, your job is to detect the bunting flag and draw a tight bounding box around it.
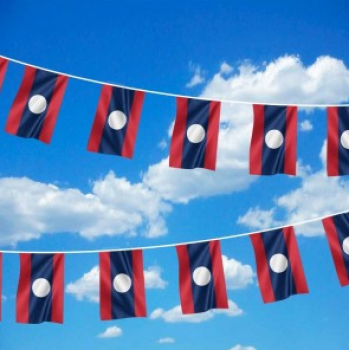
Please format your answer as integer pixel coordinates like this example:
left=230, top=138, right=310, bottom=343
left=5, top=67, right=68, bottom=143
left=327, top=106, right=349, bottom=176
left=87, top=85, right=145, bottom=158
left=99, top=250, right=146, bottom=320
left=322, top=213, right=349, bottom=286
left=250, top=104, right=297, bottom=175
left=176, top=241, right=228, bottom=314
left=0, top=57, right=8, bottom=92
left=169, top=97, right=221, bottom=170
left=250, top=227, right=308, bottom=303
left=16, top=253, right=64, bottom=324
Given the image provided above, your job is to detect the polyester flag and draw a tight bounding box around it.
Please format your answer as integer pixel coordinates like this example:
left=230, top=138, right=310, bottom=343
left=5, top=66, right=68, bottom=143
left=99, top=250, right=146, bottom=320
left=16, top=253, right=64, bottom=324
left=0, top=57, right=8, bottom=92
left=87, top=85, right=145, bottom=158
left=322, top=213, right=349, bottom=286
left=250, top=227, right=308, bottom=303
left=327, top=106, right=349, bottom=176
left=169, top=97, right=221, bottom=170
left=176, top=241, right=228, bottom=314
left=250, top=104, right=297, bottom=175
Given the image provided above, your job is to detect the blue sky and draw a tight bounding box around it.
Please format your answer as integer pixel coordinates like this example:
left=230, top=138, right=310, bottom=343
left=0, top=1, right=349, bottom=349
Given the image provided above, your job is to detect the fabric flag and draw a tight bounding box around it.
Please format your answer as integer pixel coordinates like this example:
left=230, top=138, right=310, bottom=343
left=250, top=104, right=297, bottom=175
left=169, top=97, right=221, bottom=170
left=250, top=227, right=308, bottom=303
left=327, top=106, right=349, bottom=176
left=99, top=250, right=146, bottom=320
left=176, top=241, right=228, bottom=314
left=16, top=253, right=64, bottom=324
left=322, top=213, right=349, bottom=286
left=5, top=66, right=68, bottom=143
left=87, top=85, right=145, bottom=158
left=0, top=57, right=8, bottom=92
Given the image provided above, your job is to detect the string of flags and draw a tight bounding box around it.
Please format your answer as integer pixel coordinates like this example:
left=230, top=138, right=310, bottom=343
left=0, top=210, right=347, bottom=324
left=1, top=55, right=349, bottom=175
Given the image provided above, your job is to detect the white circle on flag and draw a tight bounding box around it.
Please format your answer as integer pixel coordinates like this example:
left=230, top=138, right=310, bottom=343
left=187, top=124, right=206, bottom=143
left=269, top=254, right=289, bottom=273
left=265, top=130, right=284, bottom=149
left=28, top=95, right=47, bottom=114
left=108, top=110, right=127, bottom=130
left=340, top=131, right=349, bottom=149
left=32, top=278, right=51, bottom=298
left=113, top=273, right=132, bottom=293
left=192, top=266, right=211, bottom=286
left=343, top=237, right=349, bottom=255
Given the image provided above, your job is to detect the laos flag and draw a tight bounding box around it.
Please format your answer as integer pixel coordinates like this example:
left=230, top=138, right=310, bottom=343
left=0, top=57, right=8, bottom=92
left=87, top=85, right=145, bottom=158
left=176, top=241, right=228, bottom=314
left=5, top=66, right=68, bottom=143
left=322, top=213, right=349, bottom=286
left=250, top=227, right=308, bottom=303
left=169, top=97, right=221, bottom=170
left=16, top=253, right=64, bottom=324
left=250, top=104, right=297, bottom=175
left=99, top=250, right=146, bottom=320
left=327, top=107, right=349, bottom=176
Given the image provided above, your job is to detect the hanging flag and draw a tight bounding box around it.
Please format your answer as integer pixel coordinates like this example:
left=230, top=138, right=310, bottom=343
left=16, top=253, right=64, bottom=324
left=176, top=241, right=228, bottom=314
left=327, top=106, right=349, bottom=176
left=0, top=57, right=8, bottom=92
left=250, top=104, right=297, bottom=175
left=322, top=213, right=349, bottom=286
left=87, top=85, right=145, bottom=158
left=169, top=97, right=221, bottom=170
left=5, top=66, right=68, bottom=144
left=99, top=250, right=146, bottom=320
left=250, top=227, right=308, bottom=303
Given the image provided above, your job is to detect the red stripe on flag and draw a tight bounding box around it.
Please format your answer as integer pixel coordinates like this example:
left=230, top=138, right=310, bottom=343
left=284, top=106, right=297, bottom=175
left=0, top=57, right=8, bottom=92
left=132, top=250, right=147, bottom=317
left=283, top=227, right=309, bottom=294
left=204, top=101, right=221, bottom=170
left=6, top=66, right=36, bottom=135
left=122, top=91, right=145, bottom=158
left=209, top=241, right=228, bottom=309
left=169, top=97, right=188, bottom=168
left=99, top=252, right=112, bottom=320
left=39, top=75, right=68, bottom=144
left=250, top=104, right=264, bottom=174
left=87, top=85, right=113, bottom=153
left=327, top=107, right=339, bottom=176
left=0, top=253, right=2, bottom=321
left=16, top=253, right=32, bottom=323
left=176, top=245, right=195, bottom=314
left=51, top=254, right=64, bottom=323
left=250, top=233, right=275, bottom=303
left=323, top=217, right=349, bottom=286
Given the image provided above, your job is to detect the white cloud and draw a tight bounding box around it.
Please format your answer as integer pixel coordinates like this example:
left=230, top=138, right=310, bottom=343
left=0, top=172, right=171, bottom=246
left=229, top=345, right=257, bottom=350
left=222, top=255, right=254, bottom=289
left=97, top=326, right=122, bottom=338
left=220, top=62, right=233, bottom=75
left=158, top=338, right=175, bottom=344
left=66, top=265, right=167, bottom=302
left=150, top=300, right=242, bottom=323
left=144, top=55, right=349, bottom=203
left=186, top=64, right=205, bottom=88
left=300, top=119, right=313, bottom=131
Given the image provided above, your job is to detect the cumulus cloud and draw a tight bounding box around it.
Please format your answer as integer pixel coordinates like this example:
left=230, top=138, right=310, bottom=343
left=222, top=255, right=254, bottom=289
left=144, top=55, right=349, bottom=203
left=158, top=338, right=175, bottom=344
left=97, top=326, right=122, bottom=338
left=66, top=265, right=167, bottom=302
left=299, top=119, right=313, bottom=131
left=186, top=63, right=205, bottom=88
left=229, top=345, right=257, bottom=350
left=0, top=172, right=171, bottom=246
left=150, top=300, right=242, bottom=323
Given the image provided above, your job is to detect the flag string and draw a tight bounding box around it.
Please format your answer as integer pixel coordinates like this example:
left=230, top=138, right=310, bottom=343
left=0, top=208, right=347, bottom=254
left=1, top=54, right=349, bottom=108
